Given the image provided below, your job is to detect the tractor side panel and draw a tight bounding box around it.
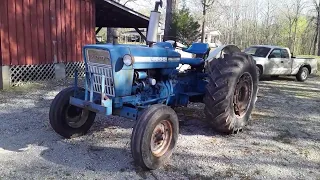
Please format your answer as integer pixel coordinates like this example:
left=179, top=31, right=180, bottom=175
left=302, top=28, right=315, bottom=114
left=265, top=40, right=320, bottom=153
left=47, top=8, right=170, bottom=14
left=110, top=47, right=134, bottom=97
left=130, top=46, right=179, bottom=69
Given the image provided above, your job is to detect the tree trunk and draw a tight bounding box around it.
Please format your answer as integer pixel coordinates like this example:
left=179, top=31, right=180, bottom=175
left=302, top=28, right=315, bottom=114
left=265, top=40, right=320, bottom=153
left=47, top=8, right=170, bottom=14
left=317, top=5, right=320, bottom=55
left=163, top=0, right=177, bottom=41
left=107, top=28, right=113, bottom=43
left=313, top=27, right=318, bottom=55
left=201, top=5, right=206, bottom=43
left=317, top=27, right=320, bottom=56
left=292, top=19, right=298, bottom=54
left=106, top=0, right=121, bottom=44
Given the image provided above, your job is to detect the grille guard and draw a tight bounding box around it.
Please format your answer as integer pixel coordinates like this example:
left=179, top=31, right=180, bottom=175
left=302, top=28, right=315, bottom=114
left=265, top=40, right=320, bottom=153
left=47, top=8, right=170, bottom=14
left=70, top=67, right=113, bottom=116
left=87, top=62, right=115, bottom=97
left=69, top=96, right=112, bottom=116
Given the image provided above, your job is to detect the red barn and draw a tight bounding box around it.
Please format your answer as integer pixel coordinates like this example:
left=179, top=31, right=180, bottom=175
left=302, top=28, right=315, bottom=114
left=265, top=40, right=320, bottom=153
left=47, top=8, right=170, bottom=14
left=0, top=0, right=149, bottom=89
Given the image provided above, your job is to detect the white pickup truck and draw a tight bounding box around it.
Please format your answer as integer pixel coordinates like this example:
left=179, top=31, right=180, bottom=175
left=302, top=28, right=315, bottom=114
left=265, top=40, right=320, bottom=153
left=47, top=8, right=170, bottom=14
left=244, top=45, right=318, bottom=81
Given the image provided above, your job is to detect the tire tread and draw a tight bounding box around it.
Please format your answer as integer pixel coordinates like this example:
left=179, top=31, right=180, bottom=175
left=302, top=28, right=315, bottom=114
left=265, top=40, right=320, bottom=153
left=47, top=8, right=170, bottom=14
left=204, top=52, right=258, bottom=134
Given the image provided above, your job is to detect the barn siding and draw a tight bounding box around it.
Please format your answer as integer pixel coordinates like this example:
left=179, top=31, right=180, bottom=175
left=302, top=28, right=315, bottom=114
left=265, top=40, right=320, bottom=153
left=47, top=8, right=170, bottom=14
left=16, top=0, right=26, bottom=65
left=0, top=0, right=10, bottom=66
left=44, top=0, right=52, bottom=64
left=8, top=0, right=18, bottom=65
left=30, top=0, right=39, bottom=65
left=0, top=0, right=95, bottom=66
left=23, top=0, right=33, bottom=65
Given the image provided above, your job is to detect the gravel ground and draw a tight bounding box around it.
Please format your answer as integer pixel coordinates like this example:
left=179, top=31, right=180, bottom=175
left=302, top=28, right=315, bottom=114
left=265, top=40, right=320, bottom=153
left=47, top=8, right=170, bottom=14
left=0, top=75, right=319, bottom=180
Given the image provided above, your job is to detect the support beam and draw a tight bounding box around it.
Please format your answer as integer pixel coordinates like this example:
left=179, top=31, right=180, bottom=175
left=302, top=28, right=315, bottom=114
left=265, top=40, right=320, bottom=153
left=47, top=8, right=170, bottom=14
left=134, top=28, right=147, bottom=42
left=95, top=27, right=102, bottom=34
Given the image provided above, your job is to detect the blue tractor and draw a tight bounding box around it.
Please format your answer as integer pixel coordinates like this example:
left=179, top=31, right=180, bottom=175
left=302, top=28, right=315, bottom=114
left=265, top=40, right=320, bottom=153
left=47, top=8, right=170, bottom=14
left=49, top=0, right=258, bottom=170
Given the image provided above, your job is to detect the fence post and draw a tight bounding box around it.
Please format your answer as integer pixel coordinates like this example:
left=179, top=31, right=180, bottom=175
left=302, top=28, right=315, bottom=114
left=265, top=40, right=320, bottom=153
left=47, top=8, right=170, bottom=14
left=0, top=66, right=10, bottom=89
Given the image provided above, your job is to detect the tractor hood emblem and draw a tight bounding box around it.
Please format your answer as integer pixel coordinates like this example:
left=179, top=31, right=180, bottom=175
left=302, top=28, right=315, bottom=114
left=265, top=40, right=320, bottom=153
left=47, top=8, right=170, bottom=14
left=89, top=55, right=108, bottom=61
left=86, top=49, right=111, bottom=65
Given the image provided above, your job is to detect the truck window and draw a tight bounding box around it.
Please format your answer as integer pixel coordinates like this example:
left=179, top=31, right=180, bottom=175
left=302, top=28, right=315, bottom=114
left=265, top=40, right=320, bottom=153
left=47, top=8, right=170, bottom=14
left=269, top=49, right=281, bottom=58
left=244, top=47, right=271, bottom=57
left=281, top=49, right=290, bottom=58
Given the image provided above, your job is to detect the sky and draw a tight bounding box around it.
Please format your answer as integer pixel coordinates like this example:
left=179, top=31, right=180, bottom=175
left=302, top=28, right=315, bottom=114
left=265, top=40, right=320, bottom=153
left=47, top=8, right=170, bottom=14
left=123, top=0, right=154, bottom=11
left=124, top=0, right=315, bottom=14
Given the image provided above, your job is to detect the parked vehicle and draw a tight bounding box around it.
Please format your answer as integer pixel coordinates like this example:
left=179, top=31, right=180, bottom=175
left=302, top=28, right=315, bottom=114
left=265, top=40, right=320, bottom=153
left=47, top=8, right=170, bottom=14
left=244, top=45, right=318, bottom=81
left=49, top=0, right=258, bottom=170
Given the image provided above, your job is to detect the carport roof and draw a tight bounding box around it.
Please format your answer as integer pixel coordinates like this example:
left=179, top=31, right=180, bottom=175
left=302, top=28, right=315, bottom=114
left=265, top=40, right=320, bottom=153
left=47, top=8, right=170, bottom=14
left=95, top=0, right=150, bottom=28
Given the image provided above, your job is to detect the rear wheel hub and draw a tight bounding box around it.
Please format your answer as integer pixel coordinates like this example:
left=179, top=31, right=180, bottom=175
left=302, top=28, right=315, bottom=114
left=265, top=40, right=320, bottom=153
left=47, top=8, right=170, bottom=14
left=233, top=73, right=253, bottom=118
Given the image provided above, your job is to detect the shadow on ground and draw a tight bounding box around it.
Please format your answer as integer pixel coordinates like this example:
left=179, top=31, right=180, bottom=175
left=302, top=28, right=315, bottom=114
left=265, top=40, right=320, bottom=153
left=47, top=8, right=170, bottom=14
left=0, top=77, right=319, bottom=179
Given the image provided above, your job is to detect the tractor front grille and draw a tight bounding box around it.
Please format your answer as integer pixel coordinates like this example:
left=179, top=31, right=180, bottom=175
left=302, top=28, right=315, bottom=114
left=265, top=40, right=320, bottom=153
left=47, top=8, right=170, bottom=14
left=87, top=63, right=115, bottom=97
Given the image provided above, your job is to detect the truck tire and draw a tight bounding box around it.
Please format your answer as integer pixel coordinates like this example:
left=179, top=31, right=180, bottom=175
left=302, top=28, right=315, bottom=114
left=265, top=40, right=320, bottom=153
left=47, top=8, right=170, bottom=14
left=131, top=104, right=179, bottom=170
left=49, top=87, right=96, bottom=138
left=203, top=52, right=258, bottom=134
left=296, top=67, right=309, bottom=82
left=256, top=66, right=262, bottom=80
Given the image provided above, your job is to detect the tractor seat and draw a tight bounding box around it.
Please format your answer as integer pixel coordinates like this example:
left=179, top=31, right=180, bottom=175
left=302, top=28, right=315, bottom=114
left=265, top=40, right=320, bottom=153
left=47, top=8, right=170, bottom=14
left=183, top=43, right=209, bottom=55
left=154, top=42, right=174, bottom=50
left=180, top=58, right=204, bottom=66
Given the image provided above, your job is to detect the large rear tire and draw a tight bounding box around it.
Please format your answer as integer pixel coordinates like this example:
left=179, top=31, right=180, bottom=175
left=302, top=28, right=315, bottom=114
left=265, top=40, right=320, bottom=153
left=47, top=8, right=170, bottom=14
left=131, top=104, right=179, bottom=170
left=203, top=52, right=258, bottom=134
left=49, top=87, right=96, bottom=138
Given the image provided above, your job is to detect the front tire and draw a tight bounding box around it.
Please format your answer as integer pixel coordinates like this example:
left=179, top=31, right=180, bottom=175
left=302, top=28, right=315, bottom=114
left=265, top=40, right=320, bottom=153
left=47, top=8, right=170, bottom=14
left=296, top=67, right=309, bottom=82
left=131, top=104, right=179, bottom=170
left=49, top=87, right=96, bottom=138
left=204, top=52, right=258, bottom=134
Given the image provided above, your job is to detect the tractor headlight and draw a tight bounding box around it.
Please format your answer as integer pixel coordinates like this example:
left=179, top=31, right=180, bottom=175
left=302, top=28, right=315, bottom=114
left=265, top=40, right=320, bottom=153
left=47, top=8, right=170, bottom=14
left=123, top=54, right=133, bottom=66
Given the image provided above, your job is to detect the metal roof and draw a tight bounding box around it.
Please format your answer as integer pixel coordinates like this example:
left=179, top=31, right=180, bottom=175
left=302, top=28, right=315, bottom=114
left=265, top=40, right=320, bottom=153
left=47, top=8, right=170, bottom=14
left=95, top=0, right=149, bottom=28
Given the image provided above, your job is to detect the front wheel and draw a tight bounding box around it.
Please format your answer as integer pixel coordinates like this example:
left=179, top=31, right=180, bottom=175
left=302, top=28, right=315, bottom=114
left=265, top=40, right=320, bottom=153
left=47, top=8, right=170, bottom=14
left=49, top=87, right=96, bottom=138
left=204, top=52, right=258, bottom=134
left=131, top=104, right=179, bottom=170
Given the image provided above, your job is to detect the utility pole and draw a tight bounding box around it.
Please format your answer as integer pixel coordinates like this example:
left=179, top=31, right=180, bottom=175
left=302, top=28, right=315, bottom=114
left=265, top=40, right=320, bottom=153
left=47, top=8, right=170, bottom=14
left=163, top=0, right=178, bottom=41
left=201, top=0, right=215, bottom=43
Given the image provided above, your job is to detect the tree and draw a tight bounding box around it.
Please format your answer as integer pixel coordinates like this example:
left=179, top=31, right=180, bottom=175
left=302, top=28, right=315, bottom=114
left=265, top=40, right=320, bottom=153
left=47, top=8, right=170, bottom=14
left=200, top=0, right=215, bottom=42
left=171, top=7, right=201, bottom=46
left=164, top=0, right=178, bottom=41
left=282, top=0, right=305, bottom=53
left=312, top=0, right=320, bottom=55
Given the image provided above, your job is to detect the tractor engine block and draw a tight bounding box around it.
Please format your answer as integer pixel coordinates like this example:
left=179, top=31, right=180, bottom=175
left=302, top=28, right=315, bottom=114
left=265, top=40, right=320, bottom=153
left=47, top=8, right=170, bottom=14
left=131, top=70, right=176, bottom=107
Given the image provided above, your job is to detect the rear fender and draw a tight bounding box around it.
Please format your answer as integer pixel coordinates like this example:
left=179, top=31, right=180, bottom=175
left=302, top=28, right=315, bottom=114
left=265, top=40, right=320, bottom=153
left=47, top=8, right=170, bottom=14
left=292, top=63, right=312, bottom=75
left=205, top=45, right=241, bottom=63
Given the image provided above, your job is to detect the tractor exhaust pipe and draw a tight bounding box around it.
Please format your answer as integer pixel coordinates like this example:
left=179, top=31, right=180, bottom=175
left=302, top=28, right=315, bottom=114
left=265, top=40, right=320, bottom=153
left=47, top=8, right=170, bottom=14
left=146, top=0, right=163, bottom=46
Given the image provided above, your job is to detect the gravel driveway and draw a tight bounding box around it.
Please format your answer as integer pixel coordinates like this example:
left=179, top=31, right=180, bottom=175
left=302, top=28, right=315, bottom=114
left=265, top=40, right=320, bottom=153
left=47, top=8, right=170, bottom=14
left=0, top=75, right=319, bottom=180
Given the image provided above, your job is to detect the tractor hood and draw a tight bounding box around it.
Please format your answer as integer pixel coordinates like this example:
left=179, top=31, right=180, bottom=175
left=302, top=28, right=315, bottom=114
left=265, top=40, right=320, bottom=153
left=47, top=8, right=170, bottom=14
left=83, top=43, right=181, bottom=97
left=83, top=43, right=181, bottom=70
